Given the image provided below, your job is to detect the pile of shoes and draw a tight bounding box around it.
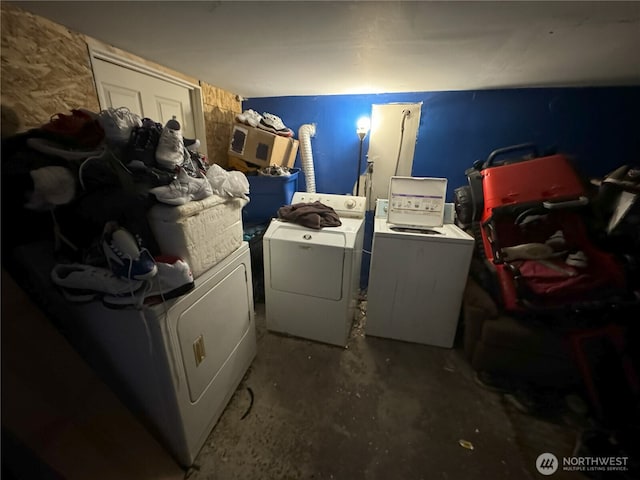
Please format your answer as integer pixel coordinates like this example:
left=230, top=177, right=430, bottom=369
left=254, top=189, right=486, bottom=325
left=235, top=109, right=293, bottom=137
left=0, top=105, right=221, bottom=307
left=50, top=221, right=194, bottom=309
left=122, top=113, right=214, bottom=206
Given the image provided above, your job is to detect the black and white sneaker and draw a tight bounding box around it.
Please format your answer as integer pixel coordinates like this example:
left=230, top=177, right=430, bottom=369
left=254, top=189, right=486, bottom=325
left=258, top=112, right=293, bottom=137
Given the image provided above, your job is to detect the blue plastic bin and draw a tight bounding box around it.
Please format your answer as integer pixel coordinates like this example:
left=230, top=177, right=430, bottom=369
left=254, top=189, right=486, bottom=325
left=243, top=168, right=299, bottom=225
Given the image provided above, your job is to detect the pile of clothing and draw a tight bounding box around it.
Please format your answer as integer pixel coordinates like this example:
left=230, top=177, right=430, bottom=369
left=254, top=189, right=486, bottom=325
left=1, top=106, right=247, bottom=307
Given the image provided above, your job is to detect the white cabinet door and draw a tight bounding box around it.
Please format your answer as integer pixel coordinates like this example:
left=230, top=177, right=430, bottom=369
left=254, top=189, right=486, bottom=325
left=92, top=57, right=199, bottom=140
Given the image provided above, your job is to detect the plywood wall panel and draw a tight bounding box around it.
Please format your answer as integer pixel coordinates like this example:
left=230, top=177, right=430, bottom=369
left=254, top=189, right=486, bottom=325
left=201, top=83, right=241, bottom=112
left=203, top=105, right=236, bottom=167
left=1, top=3, right=99, bottom=133
left=201, top=83, right=241, bottom=166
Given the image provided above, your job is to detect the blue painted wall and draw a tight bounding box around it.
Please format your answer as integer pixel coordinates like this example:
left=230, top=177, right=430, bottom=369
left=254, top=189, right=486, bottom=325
left=245, top=86, right=640, bottom=288
left=245, top=87, right=640, bottom=199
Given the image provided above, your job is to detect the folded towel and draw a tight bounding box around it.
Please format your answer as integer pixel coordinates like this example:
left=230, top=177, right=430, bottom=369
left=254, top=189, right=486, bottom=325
left=277, top=201, right=342, bottom=230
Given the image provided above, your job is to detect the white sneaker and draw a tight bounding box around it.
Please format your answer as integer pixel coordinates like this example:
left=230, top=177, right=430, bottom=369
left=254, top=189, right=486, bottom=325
left=149, top=167, right=213, bottom=205
left=155, top=117, right=185, bottom=169
left=51, top=263, right=143, bottom=302
left=97, top=107, right=142, bottom=146
left=236, top=109, right=263, bottom=128
left=103, top=257, right=195, bottom=308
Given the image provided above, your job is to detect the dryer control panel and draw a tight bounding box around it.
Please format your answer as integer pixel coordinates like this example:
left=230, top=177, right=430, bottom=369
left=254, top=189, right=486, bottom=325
left=292, top=193, right=366, bottom=218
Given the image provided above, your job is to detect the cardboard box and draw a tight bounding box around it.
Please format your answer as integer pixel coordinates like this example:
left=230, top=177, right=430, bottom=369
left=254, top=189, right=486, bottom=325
left=229, top=123, right=298, bottom=168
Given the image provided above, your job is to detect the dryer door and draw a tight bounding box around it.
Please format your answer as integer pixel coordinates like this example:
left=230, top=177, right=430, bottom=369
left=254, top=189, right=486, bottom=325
left=269, top=228, right=346, bottom=300
left=176, top=263, right=251, bottom=403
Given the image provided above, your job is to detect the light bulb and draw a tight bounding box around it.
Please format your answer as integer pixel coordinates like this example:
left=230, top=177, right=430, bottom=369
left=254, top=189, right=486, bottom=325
left=357, top=116, right=370, bottom=140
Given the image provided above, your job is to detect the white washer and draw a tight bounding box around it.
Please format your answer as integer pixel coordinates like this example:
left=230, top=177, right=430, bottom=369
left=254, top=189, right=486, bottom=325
left=366, top=178, right=474, bottom=348
left=263, top=192, right=366, bottom=347
left=61, top=242, right=256, bottom=467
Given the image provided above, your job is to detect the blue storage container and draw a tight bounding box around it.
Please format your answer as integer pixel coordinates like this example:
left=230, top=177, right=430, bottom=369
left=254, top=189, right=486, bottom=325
left=243, top=168, right=299, bottom=225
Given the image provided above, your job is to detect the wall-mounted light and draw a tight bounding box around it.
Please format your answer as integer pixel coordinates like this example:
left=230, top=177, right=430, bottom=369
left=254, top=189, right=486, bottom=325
left=356, top=116, right=370, bottom=194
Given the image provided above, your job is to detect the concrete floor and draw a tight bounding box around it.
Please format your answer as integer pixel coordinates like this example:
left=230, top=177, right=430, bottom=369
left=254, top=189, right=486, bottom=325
left=188, top=302, right=586, bottom=480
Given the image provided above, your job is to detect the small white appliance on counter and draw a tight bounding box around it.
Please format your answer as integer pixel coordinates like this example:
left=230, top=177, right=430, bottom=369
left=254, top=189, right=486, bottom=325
left=263, top=192, right=366, bottom=347
left=366, top=177, right=474, bottom=348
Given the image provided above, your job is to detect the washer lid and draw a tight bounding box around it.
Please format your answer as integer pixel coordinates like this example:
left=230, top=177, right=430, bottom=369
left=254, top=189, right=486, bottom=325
left=387, top=176, right=447, bottom=228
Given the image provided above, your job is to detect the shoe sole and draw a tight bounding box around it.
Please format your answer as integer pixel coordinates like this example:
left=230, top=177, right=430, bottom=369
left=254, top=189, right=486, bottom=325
left=257, top=122, right=277, bottom=134
left=58, top=287, right=99, bottom=303
left=257, top=123, right=293, bottom=137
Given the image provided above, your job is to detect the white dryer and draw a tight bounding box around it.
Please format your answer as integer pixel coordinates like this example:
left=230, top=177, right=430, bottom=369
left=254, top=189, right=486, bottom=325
left=366, top=177, right=474, bottom=348
left=263, top=193, right=366, bottom=347
left=61, top=242, right=256, bottom=467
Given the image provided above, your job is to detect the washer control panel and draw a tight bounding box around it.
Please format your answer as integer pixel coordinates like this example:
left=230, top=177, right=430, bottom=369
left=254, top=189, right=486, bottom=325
left=291, top=193, right=366, bottom=218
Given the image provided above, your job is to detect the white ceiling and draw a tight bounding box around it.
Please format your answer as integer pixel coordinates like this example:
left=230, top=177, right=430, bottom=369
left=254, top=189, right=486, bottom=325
left=14, top=1, right=640, bottom=98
